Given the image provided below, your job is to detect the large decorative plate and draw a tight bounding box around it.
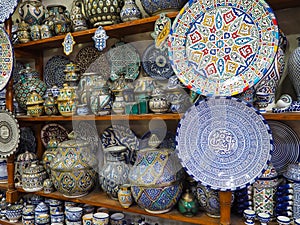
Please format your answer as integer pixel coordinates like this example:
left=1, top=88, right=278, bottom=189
left=268, top=120, right=300, bottom=175
left=142, top=42, right=174, bottom=80
left=176, top=97, right=273, bottom=191
left=0, top=109, right=20, bottom=158
left=101, top=124, right=139, bottom=163
left=41, top=123, right=69, bottom=147
left=168, top=0, right=279, bottom=96
left=0, top=0, right=19, bottom=23
left=44, top=55, right=71, bottom=88
left=0, top=27, right=14, bottom=92
left=107, top=42, right=140, bottom=81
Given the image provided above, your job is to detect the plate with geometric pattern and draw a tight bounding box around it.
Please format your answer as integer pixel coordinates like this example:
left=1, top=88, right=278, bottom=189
left=168, top=0, right=279, bottom=97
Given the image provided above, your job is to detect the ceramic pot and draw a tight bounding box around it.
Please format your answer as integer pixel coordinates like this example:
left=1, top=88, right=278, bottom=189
left=253, top=163, right=278, bottom=216
left=57, top=83, right=77, bottom=116
left=14, top=64, right=47, bottom=110
left=44, top=91, right=58, bottom=116
left=64, top=62, right=80, bottom=87
left=140, top=0, right=187, bottom=16
left=14, top=151, right=38, bottom=188
left=99, top=146, right=130, bottom=199
left=70, top=0, right=88, bottom=32
left=49, top=139, right=97, bottom=198
left=42, top=134, right=58, bottom=175
left=22, top=161, right=47, bottom=192
left=120, top=0, right=141, bottom=22
left=149, top=94, right=170, bottom=113
left=90, top=83, right=112, bottom=115
left=128, top=135, right=184, bottom=213
left=45, top=5, right=71, bottom=36
left=19, top=0, right=46, bottom=25
left=118, top=184, right=133, bottom=208
left=288, top=37, right=300, bottom=101
left=178, top=189, right=199, bottom=217
left=17, top=20, right=31, bottom=44
left=26, top=89, right=44, bottom=117
left=112, top=94, right=125, bottom=114
left=76, top=0, right=124, bottom=26
left=6, top=204, right=23, bottom=223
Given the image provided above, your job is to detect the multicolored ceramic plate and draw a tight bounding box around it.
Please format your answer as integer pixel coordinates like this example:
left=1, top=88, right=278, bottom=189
left=75, top=46, right=102, bottom=75
left=0, top=0, right=19, bottom=23
left=176, top=97, right=273, bottom=191
left=168, top=0, right=279, bottom=96
left=0, top=27, right=14, bottom=91
left=268, top=120, right=300, bottom=175
left=0, top=109, right=20, bottom=158
left=41, top=123, right=69, bottom=147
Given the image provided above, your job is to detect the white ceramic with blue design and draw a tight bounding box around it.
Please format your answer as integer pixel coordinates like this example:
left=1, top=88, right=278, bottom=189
left=51, top=212, right=64, bottom=223
left=65, top=207, right=83, bottom=222
left=110, top=212, right=125, bottom=225
left=277, top=215, right=291, bottom=225
left=93, top=212, right=109, bottom=225
left=82, top=213, right=93, bottom=225
left=6, top=204, right=23, bottom=223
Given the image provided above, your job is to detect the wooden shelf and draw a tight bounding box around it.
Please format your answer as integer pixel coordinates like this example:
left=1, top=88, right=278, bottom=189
left=13, top=11, right=178, bottom=51
left=0, top=219, right=22, bottom=225
left=0, top=183, right=8, bottom=190
left=16, top=113, right=182, bottom=122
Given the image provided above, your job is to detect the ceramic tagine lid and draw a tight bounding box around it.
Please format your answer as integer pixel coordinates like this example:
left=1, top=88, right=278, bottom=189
left=284, top=163, right=300, bottom=182
left=26, top=89, right=44, bottom=106
left=16, top=150, right=37, bottom=163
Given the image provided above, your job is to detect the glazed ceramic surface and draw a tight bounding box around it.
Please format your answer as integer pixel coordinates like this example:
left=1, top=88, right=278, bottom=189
left=44, top=55, right=71, bottom=88
left=0, top=27, right=14, bottom=92
left=18, top=0, right=45, bottom=25
left=142, top=42, right=174, bottom=80
left=168, top=0, right=279, bottom=96
left=107, top=42, right=140, bottom=81
left=49, top=139, right=97, bottom=198
left=288, top=37, right=300, bottom=101
left=0, top=0, right=18, bottom=23
left=101, top=124, right=139, bottom=164
left=75, top=46, right=102, bottom=75
left=40, top=123, right=68, bottom=147
left=140, top=0, right=186, bottom=15
left=176, top=97, right=273, bottom=191
left=0, top=109, right=20, bottom=158
left=268, top=120, right=300, bottom=175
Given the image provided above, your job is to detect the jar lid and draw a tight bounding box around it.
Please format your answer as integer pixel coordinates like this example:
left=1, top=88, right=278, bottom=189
left=284, top=163, right=300, bottom=181
left=16, top=151, right=37, bottom=162
left=23, top=161, right=45, bottom=175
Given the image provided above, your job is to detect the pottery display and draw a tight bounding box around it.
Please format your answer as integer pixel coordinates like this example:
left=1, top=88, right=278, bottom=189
left=19, top=0, right=46, bottom=25
left=70, top=0, right=88, bottom=32
left=49, top=139, right=97, bottom=198
left=22, top=161, right=47, bottom=192
left=45, top=5, right=71, bottom=35
left=42, top=134, right=59, bottom=175
left=99, top=146, right=131, bottom=199
left=288, top=37, right=300, bottom=102
left=44, top=91, right=58, bottom=116
left=149, top=88, right=170, bottom=113
left=128, top=134, right=184, bottom=213
left=76, top=0, right=124, bottom=26
left=140, top=0, right=186, bottom=15
left=26, top=89, right=44, bottom=117
left=6, top=204, right=23, bottom=223
left=17, top=20, right=31, bottom=44
left=57, top=83, right=77, bottom=116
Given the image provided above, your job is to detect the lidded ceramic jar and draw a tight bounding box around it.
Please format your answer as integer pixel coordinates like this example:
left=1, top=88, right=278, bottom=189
left=42, top=134, right=59, bottom=175
left=253, top=163, right=278, bottom=216
left=22, top=161, right=47, bottom=192
left=63, top=62, right=80, bottom=87
left=26, top=89, right=44, bottom=117
left=44, top=91, right=58, bottom=116
left=17, top=20, right=31, bottom=44
left=149, top=87, right=170, bottom=113
left=49, top=139, right=97, bottom=198
left=128, top=134, right=184, bottom=213
left=57, top=83, right=77, bottom=116
left=14, top=151, right=38, bottom=188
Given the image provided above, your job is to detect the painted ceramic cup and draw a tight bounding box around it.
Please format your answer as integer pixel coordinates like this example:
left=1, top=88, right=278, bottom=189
left=243, top=209, right=256, bottom=225
left=82, top=213, right=93, bottom=225
left=110, top=212, right=125, bottom=225
left=277, top=215, right=291, bottom=225
left=92, top=212, right=109, bottom=225
left=65, top=207, right=83, bottom=222
left=257, top=212, right=271, bottom=225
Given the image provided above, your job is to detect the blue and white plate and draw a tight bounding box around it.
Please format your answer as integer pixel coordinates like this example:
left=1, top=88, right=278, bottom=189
left=142, top=42, right=174, bottom=80
left=176, top=97, right=273, bottom=191
left=268, top=120, right=300, bottom=175
left=0, top=0, right=19, bottom=23
left=0, top=27, right=14, bottom=91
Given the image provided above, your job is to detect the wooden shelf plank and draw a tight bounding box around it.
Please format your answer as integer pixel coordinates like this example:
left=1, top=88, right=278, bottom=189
left=0, top=183, right=8, bottom=190
left=263, top=112, right=300, bottom=121
left=13, top=12, right=178, bottom=51
left=16, top=113, right=182, bottom=122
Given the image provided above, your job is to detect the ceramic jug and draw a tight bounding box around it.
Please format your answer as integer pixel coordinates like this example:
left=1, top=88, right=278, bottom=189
left=76, top=0, right=124, bottom=26
left=19, top=0, right=46, bottom=25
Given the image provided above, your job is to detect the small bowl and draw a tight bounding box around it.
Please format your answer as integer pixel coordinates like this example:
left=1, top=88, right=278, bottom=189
left=65, top=207, right=83, bottom=222
left=6, top=204, right=23, bottom=223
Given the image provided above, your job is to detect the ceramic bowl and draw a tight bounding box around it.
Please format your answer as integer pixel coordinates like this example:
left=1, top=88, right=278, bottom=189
left=93, top=212, right=109, bottom=225
left=27, top=104, right=44, bottom=117
left=6, top=204, right=23, bottom=223
left=57, top=100, right=76, bottom=117
left=65, top=207, right=83, bottom=222
left=110, top=212, right=125, bottom=225
left=131, top=182, right=183, bottom=214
